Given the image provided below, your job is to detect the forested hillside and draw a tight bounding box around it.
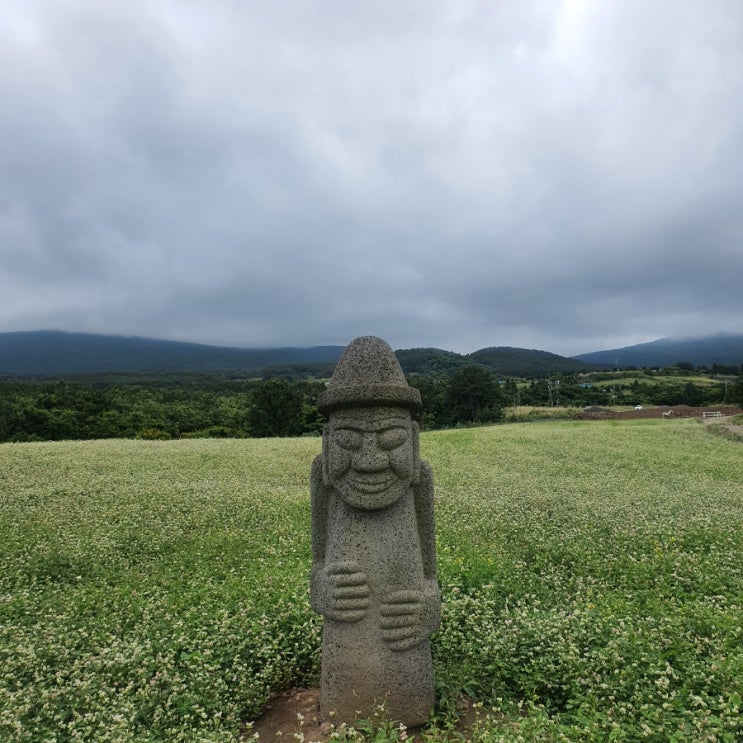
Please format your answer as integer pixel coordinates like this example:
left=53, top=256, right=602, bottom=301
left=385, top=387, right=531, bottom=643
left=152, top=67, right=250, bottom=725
left=394, top=347, right=474, bottom=376
left=470, top=346, right=598, bottom=376
left=0, top=331, right=344, bottom=376
left=574, top=333, right=743, bottom=368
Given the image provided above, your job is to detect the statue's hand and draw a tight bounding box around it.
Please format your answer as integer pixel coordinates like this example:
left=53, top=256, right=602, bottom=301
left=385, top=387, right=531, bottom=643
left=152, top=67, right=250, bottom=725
left=321, top=561, right=370, bottom=622
left=380, top=590, right=424, bottom=652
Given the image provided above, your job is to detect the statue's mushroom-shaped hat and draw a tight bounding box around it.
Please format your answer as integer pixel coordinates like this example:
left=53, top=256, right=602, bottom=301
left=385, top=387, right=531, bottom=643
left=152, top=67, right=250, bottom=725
left=317, top=336, right=421, bottom=415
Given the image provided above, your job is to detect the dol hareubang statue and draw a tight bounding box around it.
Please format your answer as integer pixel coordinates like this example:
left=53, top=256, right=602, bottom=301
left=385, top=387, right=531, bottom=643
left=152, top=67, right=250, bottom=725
left=310, top=336, right=440, bottom=727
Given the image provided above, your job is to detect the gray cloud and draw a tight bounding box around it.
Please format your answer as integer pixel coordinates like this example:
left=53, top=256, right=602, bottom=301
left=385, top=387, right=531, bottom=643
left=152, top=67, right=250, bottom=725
left=1, top=0, right=742, bottom=356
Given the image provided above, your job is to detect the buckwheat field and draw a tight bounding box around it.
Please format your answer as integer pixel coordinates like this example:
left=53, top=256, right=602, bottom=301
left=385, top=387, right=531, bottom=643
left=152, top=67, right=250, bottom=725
left=1, top=418, right=741, bottom=741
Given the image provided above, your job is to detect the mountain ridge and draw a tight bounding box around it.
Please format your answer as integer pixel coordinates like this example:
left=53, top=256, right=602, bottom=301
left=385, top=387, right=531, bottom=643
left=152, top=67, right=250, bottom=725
left=0, top=330, right=345, bottom=376
left=573, top=332, right=743, bottom=368
left=1, top=329, right=740, bottom=378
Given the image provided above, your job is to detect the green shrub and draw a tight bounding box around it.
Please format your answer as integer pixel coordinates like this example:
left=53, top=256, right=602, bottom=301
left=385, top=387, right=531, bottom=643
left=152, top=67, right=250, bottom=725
left=136, top=427, right=173, bottom=440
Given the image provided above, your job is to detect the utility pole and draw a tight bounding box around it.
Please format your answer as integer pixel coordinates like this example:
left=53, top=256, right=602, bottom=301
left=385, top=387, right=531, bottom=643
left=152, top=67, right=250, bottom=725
left=547, top=379, right=560, bottom=407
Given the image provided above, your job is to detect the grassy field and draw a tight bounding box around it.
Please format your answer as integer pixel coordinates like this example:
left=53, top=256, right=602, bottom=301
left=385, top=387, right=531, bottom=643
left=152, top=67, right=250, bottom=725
left=1, top=419, right=741, bottom=742
left=589, top=375, right=722, bottom=389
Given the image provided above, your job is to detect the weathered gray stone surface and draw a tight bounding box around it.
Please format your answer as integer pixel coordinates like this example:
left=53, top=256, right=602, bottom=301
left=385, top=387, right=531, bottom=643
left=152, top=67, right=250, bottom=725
left=311, top=336, right=440, bottom=727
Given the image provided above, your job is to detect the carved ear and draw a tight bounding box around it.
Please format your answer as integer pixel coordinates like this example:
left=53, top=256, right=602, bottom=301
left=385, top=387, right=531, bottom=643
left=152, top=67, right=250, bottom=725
left=321, top=424, right=331, bottom=487
left=411, top=420, right=421, bottom=485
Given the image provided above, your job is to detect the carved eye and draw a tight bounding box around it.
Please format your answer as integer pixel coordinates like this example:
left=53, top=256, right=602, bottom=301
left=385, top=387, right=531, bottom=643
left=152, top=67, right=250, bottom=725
left=334, top=428, right=363, bottom=450
left=378, top=427, right=408, bottom=451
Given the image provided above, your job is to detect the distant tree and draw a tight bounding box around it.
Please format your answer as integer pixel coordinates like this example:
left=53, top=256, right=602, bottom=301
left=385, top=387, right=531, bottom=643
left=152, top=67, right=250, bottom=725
left=680, top=382, right=703, bottom=407
left=247, top=379, right=305, bottom=437
left=520, top=379, right=546, bottom=406
left=730, top=375, right=743, bottom=406
left=444, top=365, right=503, bottom=425
left=408, top=375, right=448, bottom=428
left=649, top=381, right=683, bottom=406
left=302, top=403, right=325, bottom=435
left=711, top=363, right=739, bottom=375
left=502, top=378, right=521, bottom=409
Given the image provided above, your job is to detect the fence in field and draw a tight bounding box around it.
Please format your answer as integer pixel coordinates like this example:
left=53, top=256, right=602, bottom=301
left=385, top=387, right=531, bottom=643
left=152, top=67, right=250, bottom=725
left=702, top=411, right=722, bottom=418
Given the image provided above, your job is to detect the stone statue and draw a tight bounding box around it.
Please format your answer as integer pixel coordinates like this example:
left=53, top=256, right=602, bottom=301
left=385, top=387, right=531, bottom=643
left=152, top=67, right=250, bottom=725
left=310, top=336, right=440, bottom=727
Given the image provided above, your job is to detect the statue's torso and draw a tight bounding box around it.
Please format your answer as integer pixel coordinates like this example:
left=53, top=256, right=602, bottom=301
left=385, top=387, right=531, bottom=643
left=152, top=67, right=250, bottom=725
left=321, top=488, right=433, bottom=723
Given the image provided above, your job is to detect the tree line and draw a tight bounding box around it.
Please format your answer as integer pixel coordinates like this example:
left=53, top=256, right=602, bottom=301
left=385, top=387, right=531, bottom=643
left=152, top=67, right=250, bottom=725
left=1, top=367, right=742, bottom=443
left=0, top=368, right=508, bottom=443
left=0, top=378, right=323, bottom=442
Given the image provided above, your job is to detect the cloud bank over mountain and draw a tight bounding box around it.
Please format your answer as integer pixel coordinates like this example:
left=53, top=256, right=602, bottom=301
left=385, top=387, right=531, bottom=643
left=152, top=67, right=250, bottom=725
left=2, top=1, right=742, bottom=355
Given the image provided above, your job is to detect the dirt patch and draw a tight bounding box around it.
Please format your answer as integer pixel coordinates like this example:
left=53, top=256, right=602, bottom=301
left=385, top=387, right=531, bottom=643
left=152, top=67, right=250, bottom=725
left=242, top=689, right=485, bottom=741
left=243, top=688, right=327, bottom=741
left=577, top=405, right=741, bottom=421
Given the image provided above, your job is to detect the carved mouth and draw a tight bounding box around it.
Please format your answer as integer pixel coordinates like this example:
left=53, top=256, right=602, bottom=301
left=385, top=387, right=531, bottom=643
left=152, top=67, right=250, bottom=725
left=345, top=474, right=397, bottom=494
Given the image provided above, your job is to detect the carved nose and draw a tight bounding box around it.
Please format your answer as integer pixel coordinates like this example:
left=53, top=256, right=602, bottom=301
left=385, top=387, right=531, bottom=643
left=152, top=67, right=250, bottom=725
left=352, top=435, right=388, bottom=471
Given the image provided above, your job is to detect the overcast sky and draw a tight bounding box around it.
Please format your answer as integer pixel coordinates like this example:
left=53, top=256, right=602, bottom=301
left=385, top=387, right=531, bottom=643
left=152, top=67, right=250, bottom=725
left=1, top=1, right=741, bottom=356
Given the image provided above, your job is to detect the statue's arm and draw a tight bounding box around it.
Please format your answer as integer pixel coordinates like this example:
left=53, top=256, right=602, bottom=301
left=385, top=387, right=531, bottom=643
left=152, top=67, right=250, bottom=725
left=414, top=459, right=441, bottom=634
left=415, top=460, right=437, bottom=581
left=310, top=455, right=369, bottom=622
left=310, top=455, right=328, bottom=614
left=381, top=463, right=440, bottom=650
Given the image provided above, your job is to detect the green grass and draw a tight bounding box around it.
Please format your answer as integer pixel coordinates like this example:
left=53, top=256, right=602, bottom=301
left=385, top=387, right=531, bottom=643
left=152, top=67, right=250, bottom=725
left=1, top=420, right=742, bottom=741
left=589, top=374, right=720, bottom=389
